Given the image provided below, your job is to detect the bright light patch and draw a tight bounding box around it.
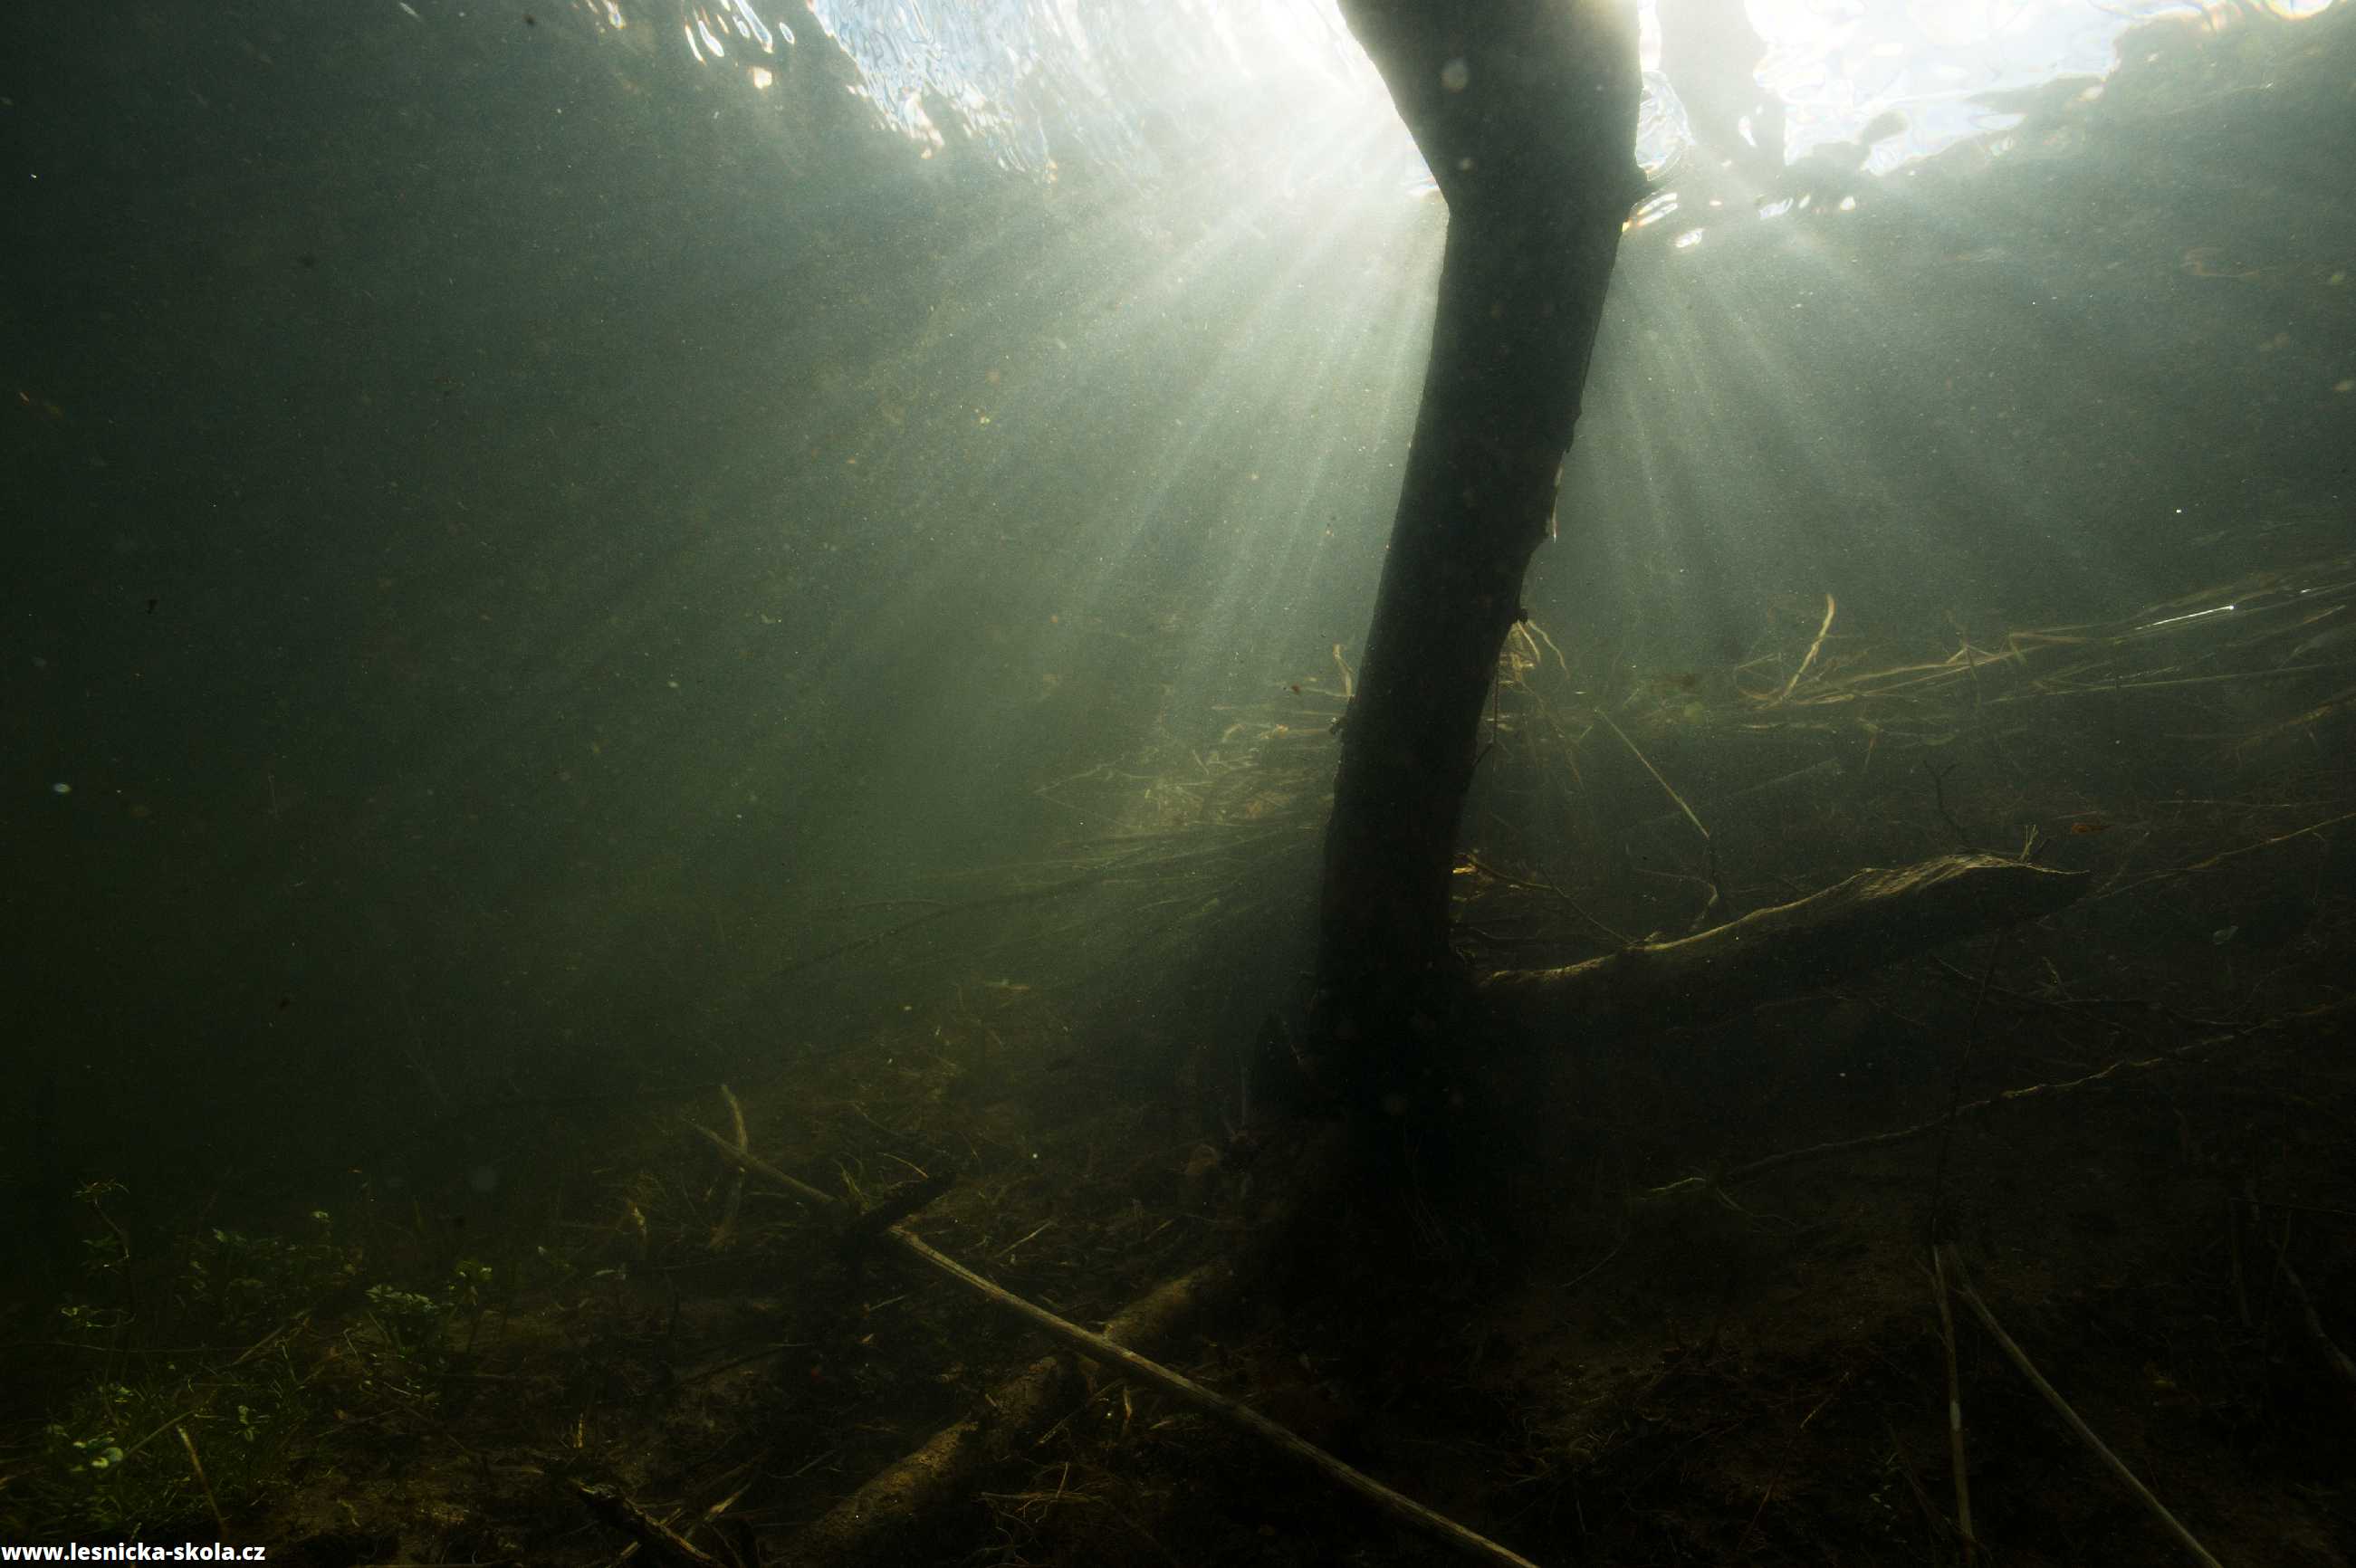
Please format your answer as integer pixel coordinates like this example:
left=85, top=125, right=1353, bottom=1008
left=1628, top=189, right=1681, bottom=231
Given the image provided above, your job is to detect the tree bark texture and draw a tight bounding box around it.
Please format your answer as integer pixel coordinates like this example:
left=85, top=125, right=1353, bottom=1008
left=1316, top=0, right=1645, bottom=1114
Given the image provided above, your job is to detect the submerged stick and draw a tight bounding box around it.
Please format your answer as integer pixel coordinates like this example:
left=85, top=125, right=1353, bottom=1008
left=1774, top=591, right=1838, bottom=704
left=790, top=1257, right=1237, bottom=1568
left=176, top=1426, right=228, bottom=1541
left=687, top=1118, right=831, bottom=1206
left=1930, top=1249, right=1975, bottom=1563
left=1939, top=1247, right=2225, bottom=1568
left=1599, top=709, right=1707, bottom=843
left=571, top=1479, right=728, bottom=1568
left=698, top=1101, right=1537, bottom=1567
left=1484, top=854, right=2086, bottom=1039
left=708, top=1084, right=748, bottom=1250
left=886, top=1229, right=1544, bottom=1568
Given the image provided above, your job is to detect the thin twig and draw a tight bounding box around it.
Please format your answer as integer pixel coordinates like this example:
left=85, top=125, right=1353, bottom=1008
left=885, top=1227, right=1547, bottom=1568
left=698, top=1097, right=1541, bottom=1568
left=2091, top=806, right=2356, bottom=904
left=177, top=1426, right=228, bottom=1540
left=1939, top=1248, right=2224, bottom=1568
left=1930, top=1251, right=1974, bottom=1563
left=1461, top=853, right=1629, bottom=947
left=1637, top=1006, right=2346, bottom=1201
left=2254, top=1204, right=2356, bottom=1414
left=1927, top=932, right=2006, bottom=1245
left=1922, top=758, right=1975, bottom=854
left=709, top=1085, right=748, bottom=1250
left=571, top=1480, right=728, bottom=1568
left=1599, top=710, right=1708, bottom=844
left=1774, top=592, right=1838, bottom=705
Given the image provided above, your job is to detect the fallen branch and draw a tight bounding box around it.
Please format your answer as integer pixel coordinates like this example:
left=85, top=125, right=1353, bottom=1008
left=788, top=1261, right=1230, bottom=1568
left=1479, top=855, right=2088, bottom=1037
left=704, top=1114, right=1537, bottom=1566
left=571, top=1478, right=729, bottom=1568
left=885, top=1229, right=1546, bottom=1567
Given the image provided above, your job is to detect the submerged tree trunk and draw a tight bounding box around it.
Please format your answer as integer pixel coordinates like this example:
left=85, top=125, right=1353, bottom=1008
left=1313, top=0, right=1644, bottom=1120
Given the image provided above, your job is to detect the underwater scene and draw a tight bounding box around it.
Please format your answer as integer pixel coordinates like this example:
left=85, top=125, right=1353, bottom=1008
left=5, top=0, right=2354, bottom=1563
